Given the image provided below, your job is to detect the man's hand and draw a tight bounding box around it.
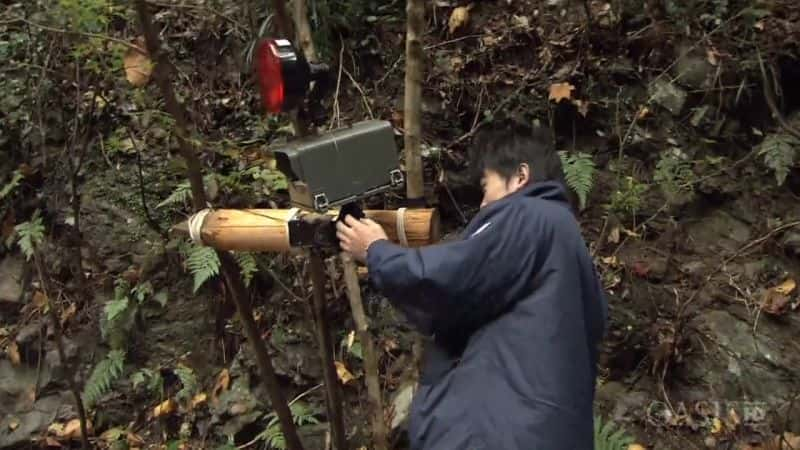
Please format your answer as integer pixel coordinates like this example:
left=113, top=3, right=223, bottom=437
left=336, top=215, right=388, bottom=263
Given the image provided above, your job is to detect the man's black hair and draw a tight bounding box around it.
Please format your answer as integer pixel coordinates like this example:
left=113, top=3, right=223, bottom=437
left=469, top=122, right=577, bottom=211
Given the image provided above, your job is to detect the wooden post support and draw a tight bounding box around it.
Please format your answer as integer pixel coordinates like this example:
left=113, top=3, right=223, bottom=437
left=341, top=254, right=388, bottom=450
left=308, top=252, right=348, bottom=450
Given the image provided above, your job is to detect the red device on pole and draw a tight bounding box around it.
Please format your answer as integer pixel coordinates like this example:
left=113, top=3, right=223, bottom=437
left=254, top=38, right=312, bottom=113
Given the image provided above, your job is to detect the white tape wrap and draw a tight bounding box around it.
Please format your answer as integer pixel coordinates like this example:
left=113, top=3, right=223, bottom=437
left=396, top=207, right=408, bottom=247
left=187, top=208, right=212, bottom=245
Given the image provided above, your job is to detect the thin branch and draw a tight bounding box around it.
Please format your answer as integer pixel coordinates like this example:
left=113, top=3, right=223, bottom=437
left=757, top=47, right=800, bottom=140
left=3, top=16, right=144, bottom=51
left=126, top=126, right=168, bottom=239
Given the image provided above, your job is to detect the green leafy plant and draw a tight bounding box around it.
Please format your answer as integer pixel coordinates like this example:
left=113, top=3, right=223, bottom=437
left=184, top=243, right=221, bottom=292
left=594, top=415, right=634, bottom=450
left=0, top=170, right=23, bottom=200
left=608, top=176, right=649, bottom=219
left=759, top=133, right=798, bottom=186
left=654, top=149, right=695, bottom=201
left=558, top=151, right=596, bottom=209
left=234, top=252, right=259, bottom=287
left=131, top=368, right=164, bottom=398
left=15, top=213, right=45, bottom=261
left=83, top=349, right=126, bottom=409
left=175, top=364, right=198, bottom=403
left=102, top=279, right=166, bottom=350
left=256, top=402, right=320, bottom=450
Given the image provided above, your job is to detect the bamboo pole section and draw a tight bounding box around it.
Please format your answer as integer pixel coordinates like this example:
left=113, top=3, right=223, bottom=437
left=174, top=208, right=440, bottom=253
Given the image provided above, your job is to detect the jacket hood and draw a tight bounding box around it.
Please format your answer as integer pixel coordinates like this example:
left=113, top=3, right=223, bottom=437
left=518, top=180, right=570, bottom=205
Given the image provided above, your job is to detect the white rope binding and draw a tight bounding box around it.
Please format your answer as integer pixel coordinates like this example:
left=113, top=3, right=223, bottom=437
left=396, top=207, right=408, bottom=247
left=187, top=208, right=212, bottom=245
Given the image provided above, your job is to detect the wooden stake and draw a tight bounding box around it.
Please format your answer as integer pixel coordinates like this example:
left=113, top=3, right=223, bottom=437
left=341, top=254, right=388, bottom=450
left=404, top=0, right=426, bottom=203
left=134, top=3, right=303, bottom=449
left=309, top=252, right=348, bottom=450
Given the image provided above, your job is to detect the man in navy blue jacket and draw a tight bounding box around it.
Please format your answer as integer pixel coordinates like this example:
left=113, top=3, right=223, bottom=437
left=336, top=125, right=608, bottom=450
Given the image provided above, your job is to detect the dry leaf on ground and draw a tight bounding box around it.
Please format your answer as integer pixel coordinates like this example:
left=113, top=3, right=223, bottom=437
left=548, top=82, right=575, bottom=103
left=211, top=368, right=230, bottom=403
left=190, top=392, right=207, bottom=409
left=573, top=99, right=590, bottom=117
left=448, top=5, right=473, bottom=34
left=774, top=279, right=796, bottom=295
left=6, top=341, right=20, bottom=366
left=153, top=399, right=177, bottom=418
left=335, top=361, right=355, bottom=384
left=124, top=37, right=152, bottom=87
left=628, top=445, right=647, bottom=450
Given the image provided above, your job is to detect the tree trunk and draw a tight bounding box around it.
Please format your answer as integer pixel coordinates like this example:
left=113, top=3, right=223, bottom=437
left=403, top=0, right=426, bottom=203
left=133, top=3, right=304, bottom=450
left=294, top=0, right=317, bottom=62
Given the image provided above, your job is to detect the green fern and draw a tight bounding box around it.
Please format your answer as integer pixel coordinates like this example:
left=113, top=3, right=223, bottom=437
left=104, top=296, right=130, bottom=324
left=558, top=151, right=595, bottom=209
left=234, top=252, right=259, bottom=287
left=0, top=170, right=23, bottom=200
left=185, top=244, right=221, bottom=292
left=156, top=181, right=192, bottom=209
left=594, top=415, right=634, bottom=450
left=15, top=214, right=45, bottom=261
left=175, top=364, right=198, bottom=403
left=257, top=402, right=320, bottom=449
left=83, top=349, right=125, bottom=409
left=654, top=149, right=695, bottom=200
left=131, top=368, right=164, bottom=398
left=759, top=133, right=798, bottom=186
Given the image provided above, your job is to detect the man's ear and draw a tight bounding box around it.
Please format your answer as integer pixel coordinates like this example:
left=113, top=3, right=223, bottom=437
left=517, top=163, right=531, bottom=185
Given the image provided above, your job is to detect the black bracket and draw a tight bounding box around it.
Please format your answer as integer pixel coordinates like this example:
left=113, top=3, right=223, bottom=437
left=287, top=202, right=365, bottom=249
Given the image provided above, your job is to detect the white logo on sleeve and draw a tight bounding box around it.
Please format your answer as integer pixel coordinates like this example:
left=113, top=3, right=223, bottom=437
left=469, top=221, right=492, bottom=238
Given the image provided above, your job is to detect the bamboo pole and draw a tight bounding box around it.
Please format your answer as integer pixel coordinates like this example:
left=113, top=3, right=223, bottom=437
left=174, top=208, right=440, bottom=253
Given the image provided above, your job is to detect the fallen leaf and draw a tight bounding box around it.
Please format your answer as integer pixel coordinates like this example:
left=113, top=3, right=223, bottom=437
left=61, top=302, right=77, bottom=326
left=7, top=341, right=20, bottom=366
left=628, top=445, right=647, bottom=450
left=124, top=37, right=152, bottom=87
left=774, top=279, right=796, bottom=295
left=153, top=399, right=177, bottom=418
left=8, top=417, right=19, bottom=431
left=335, top=361, right=354, bottom=384
left=44, top=437, right=62, bottom=447
left=726, top=408, right=741, bottom=431
left=60, top=418, right=91, bottom=440
left=637, top=106, right=651, bottom=120
left=33, top=291, right=48, bottom=308
left=229, top=402, right=249, bottom=415
left=607, top=226, right=621, bottom=244
left=211, top=368, right=230, bottom=403
left=127, top=432, right=145, bottom=446
left=190, top=392, right=207, bottom=409
left=573, top=99, right=590, bottom=117
left=346, top=330, right=356, bottom=350
left=761, top=289, right=791, bottom=316
left=548, top=82, right=575, bottom=103
left=710, top=417, right=723, bottom=434
left=448, top=5, right=472, bottom=34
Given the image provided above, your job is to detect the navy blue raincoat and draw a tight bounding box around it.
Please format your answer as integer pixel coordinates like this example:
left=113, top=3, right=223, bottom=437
left=366, top=181, right=608, bottom=450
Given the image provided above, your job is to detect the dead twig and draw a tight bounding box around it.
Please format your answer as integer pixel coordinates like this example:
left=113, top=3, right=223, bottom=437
left=757, top=47, right=800, bottom=141
left=3, top=16, right=144, bottom=51
left=126, top=126, right=168, bottom=239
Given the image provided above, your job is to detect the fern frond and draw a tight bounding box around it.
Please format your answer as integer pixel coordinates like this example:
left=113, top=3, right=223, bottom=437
left=759, top=133, right=798, bottom=186
left=593, top=415, right=634, bottom=450
left=104, top=296, right=130, bottom=324
left=0, top=170, right=23, bottom=200
left=234, top=252, right=258, bottom=287
left=156, top=181, right=191, bottom=209
left=175, top=364, right=198, bottom=403
left=654, top=149, right=695, bottom=200
left=290, top=401, right=319, bottom=426
left=14, top=214, right=45, bottom=261
left=558, top=151, right=595, bottom=209
left=185, top=244, right=220, bottom=292
left=83, top=350, right=125, bottom=409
